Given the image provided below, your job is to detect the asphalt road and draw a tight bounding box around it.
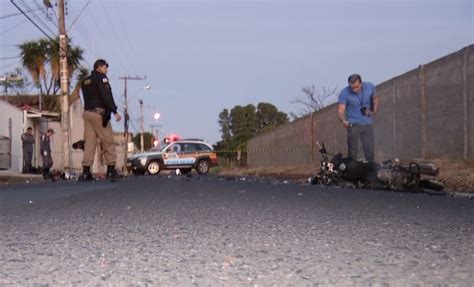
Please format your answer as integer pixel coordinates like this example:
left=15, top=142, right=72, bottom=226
left=1, top=175, right=473, bottom=286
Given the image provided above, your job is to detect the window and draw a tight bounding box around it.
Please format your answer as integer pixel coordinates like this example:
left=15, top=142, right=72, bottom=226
left=167, top=143, right=181, bottom=153
left=198, top=144, right=211, bottom=152
left=183, top=143, right=198, bottom=153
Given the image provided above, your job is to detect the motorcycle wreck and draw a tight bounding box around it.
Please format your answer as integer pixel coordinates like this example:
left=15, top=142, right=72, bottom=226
left=309, top=142, right=445, bottom=195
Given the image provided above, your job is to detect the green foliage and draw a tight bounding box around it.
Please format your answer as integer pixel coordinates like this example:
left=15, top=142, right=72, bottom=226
left=215, top=102, right=289, bottom=165
left=0, top=67, right=33, bottom=95
left=132, top=132, right=154, bottom=151
left=17, top=37, right=84, bottom=111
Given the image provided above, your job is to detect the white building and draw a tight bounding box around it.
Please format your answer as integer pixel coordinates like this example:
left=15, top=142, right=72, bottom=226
left=0, top=98, right=129, bottom=174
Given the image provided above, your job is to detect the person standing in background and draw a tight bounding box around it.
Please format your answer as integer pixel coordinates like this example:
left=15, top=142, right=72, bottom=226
left=337, top=74, right=379, bottom=162
left=40, top=128, right=54, bottom=179
left=21, top=127, right=34, bottom=173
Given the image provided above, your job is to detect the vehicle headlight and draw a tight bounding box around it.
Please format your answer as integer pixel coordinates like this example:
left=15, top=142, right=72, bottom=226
left=339, top=163, right=346, bottom=171
left=138, top=157, right=147, bottom=166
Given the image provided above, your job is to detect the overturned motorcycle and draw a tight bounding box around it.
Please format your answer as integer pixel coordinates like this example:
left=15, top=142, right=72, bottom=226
left=309, top=142, right=445, bottom=195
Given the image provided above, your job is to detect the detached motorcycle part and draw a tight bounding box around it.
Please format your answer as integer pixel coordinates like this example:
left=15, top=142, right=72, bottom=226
left=419, top=179, right=444, bottom=192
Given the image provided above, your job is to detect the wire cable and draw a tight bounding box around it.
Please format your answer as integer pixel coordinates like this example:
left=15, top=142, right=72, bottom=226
left=0, top=19, right=28, bottom=35
left=10, top=0, right=54, bottom=40
left=18, top=0, right=57, bottom=36
left=67, top=0, right=92, bottom=32
left=0, top=6, right=44, bottom=19
left=32, top=0, right=58, bottom=29
left=0, top=55, right=20, bottom=60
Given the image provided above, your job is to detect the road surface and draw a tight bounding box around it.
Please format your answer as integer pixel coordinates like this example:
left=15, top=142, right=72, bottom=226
left=1, top=175, right=473, bottom=285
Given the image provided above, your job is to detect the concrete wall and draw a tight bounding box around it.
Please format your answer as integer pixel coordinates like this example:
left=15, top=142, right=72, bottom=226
left=0, top=100, right=24, bottom=172
left=248, top=116, right=313, bottom=167
left=248, top=45, right=473, bottom=167
left=48, top=99, right=129, bottom=173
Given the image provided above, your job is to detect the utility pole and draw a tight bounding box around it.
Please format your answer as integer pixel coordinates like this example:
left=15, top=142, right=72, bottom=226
left=58, top=0, right=72, bottom=171
left=139, top=99, right=144, bottom=152
left=150, top=124, right=163, bottom=146
left=118, top=76, right=145, bottom=166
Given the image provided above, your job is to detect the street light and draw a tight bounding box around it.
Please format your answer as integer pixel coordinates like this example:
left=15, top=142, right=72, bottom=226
left=151, top=112, right=162, bottom=146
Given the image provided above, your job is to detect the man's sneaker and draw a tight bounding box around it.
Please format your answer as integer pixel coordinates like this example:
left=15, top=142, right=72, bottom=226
left=79, top=172, right=95, bottom=181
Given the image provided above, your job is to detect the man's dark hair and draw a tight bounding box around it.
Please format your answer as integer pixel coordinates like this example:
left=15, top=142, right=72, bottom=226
left=348, top=74, right=362, bottom=84
left=27, top=127, right=32, bottom=131
left=47, top=128, right=55, bottom=134
left=93, top=59, right=109, bottom=70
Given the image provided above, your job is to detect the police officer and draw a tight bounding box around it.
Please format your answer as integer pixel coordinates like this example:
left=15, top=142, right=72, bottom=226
left=21, top=127, right=35, bottom=173
left=40, top=128, right=54, bottom=179
left=80, top=59, right=122, bottom=181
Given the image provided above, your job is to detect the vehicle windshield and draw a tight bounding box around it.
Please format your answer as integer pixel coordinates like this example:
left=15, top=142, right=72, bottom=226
left=148, top=143, right=167, bottom=152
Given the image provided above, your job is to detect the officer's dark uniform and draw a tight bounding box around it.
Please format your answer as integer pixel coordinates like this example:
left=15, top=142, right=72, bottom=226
left=40, top=129, right=54, bottom=179
left=81, top=60, right=120, bottom=180
left=21, top=130, right=34, bottom=172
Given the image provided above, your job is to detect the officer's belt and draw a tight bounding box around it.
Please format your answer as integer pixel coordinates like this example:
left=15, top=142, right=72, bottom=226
left=85, top=107, right=106, bottom=115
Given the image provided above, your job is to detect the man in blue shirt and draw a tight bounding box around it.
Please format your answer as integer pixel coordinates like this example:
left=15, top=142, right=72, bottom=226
left=337, top=74, right=379, bottom=162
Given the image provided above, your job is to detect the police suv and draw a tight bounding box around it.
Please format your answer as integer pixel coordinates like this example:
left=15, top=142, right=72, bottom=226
left=126, top=139, right=218, bottom=175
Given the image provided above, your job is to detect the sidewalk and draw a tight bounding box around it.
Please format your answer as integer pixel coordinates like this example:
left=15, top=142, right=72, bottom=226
left=0, top=170, right=43, bottom=184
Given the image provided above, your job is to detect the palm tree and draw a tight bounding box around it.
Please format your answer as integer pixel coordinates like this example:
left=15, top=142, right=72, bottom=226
left=18, top=37, right=84, bottom=111
left=70, top=66, right=89, bottom=104
left=18, top=40, right=47, bottom=95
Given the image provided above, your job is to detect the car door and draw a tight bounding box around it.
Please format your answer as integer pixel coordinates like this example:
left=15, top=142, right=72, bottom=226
left=176, top=143, right=198, bottom=166
left=163, top=143, right=181, bottom=167
left=163, top=143, right=196, bottom=167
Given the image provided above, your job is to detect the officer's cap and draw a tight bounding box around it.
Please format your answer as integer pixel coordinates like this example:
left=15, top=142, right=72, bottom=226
left=93, top=59, right=109, bottom=70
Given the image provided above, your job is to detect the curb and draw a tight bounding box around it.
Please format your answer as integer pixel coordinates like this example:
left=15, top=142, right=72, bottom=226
left=446, top=192, right=474, bottom=199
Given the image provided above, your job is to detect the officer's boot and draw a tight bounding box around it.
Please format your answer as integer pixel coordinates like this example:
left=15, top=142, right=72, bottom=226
left=106, top=165, right=122, bottom=181
left=42, top=167, right=50, bottom=180
left=79, top=166, right=94, bottom=181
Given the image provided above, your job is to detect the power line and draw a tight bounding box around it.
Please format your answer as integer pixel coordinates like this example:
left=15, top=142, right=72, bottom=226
left=0, top=62, right=18, bottom=69
left=10, top=0, right=54, bottom=40
left=0, top=6, right=44, bottom=19
left=67, top=0, right=92, bottom=32
left=84, top=3, right=127, bottom=75
left=0, top=56, right=20, bottom=60
left=112, top=0, right=137, bottom=56
left=32, top=0, right=58, bottom=29
left=0, top=19, right=28, bottom=35
left=97, top=1, right=131, bottom=74
left=18, top=0, right=57, bottom=36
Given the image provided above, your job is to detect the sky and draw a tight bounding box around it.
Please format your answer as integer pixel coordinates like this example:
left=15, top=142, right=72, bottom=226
left=0, top=0, right=472, bottom=145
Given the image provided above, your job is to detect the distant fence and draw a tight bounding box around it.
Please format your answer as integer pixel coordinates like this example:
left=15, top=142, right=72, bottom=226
left=248, top=45, right=473, bottom=167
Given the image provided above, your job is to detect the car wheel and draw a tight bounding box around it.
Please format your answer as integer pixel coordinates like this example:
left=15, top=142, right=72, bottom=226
left=196, top=159, right=210, bottom=175
left=147, top=161, right=161, bottom=175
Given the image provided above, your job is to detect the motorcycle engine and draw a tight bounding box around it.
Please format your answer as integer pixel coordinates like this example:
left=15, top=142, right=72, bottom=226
left=377, top=159, right=412, bottom=190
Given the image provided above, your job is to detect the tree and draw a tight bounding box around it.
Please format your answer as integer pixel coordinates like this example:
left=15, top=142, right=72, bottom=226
left=132, top=132, right=154, bottom=151
left=0, top=67, right=33, bottom=95
left=256, top=102, right=289, bottom=133
left=18, top=37, right=84, bottom=111
left=218, top=109, right=231, bottom=145
left=70, top=66, right=89, bottom=104
left=215, top=102, right=289, bottom=165
left=291, top=85, right=337, bottom=117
